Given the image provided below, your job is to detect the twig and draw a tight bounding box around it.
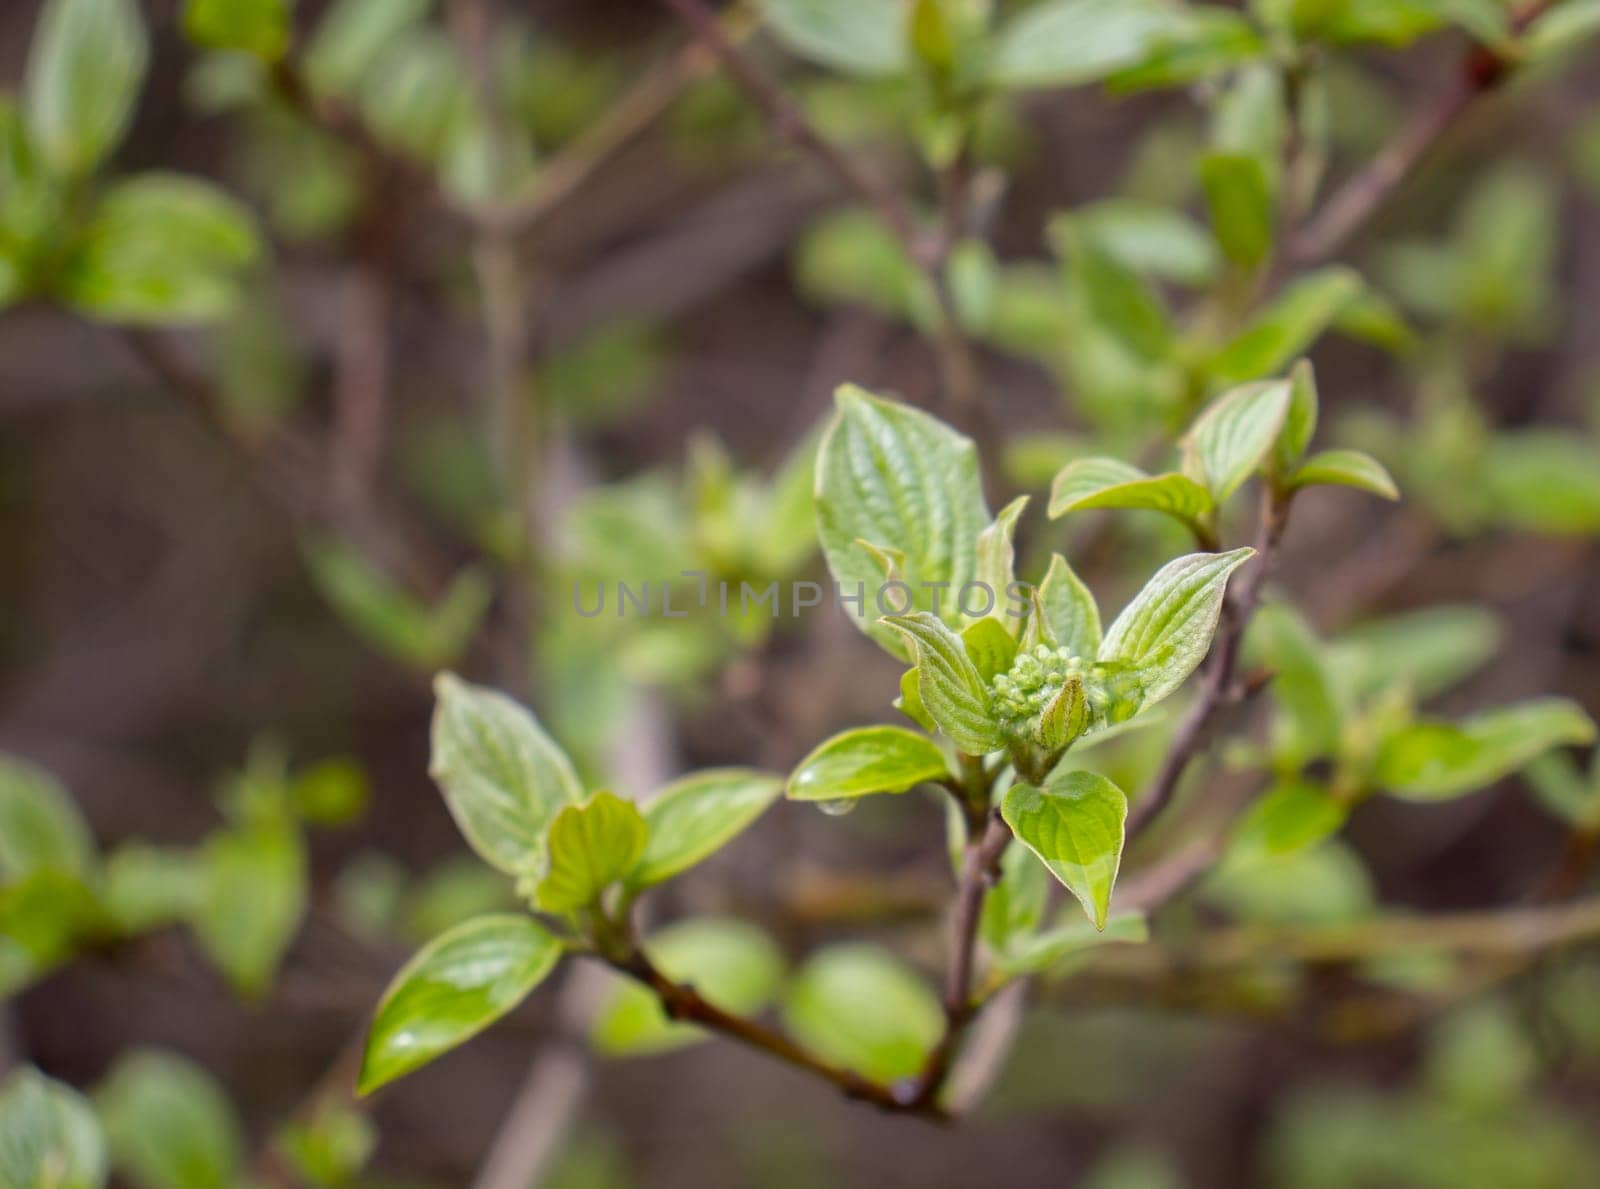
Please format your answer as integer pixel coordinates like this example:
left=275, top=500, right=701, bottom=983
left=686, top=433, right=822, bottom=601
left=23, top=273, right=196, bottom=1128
left=653, top=0, right=920, bottom=254
left=1125, top=488, right=1291, bottom=840
left=906, top=810, right=1012, bottom=1108
left=1287, top=1, right=1550, bottom=266
left=609, top=946, right=948, bottom=1120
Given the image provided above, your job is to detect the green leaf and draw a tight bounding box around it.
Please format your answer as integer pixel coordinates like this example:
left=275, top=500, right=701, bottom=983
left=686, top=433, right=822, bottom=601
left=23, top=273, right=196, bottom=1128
left=783, top=944, right=943, bottom=1082
left=183, top=0, right=290, bottom=61
left=963, top=616, right=1019, bottom=683
left=429, top=673, right=583, bottom=876
left=1048, top=458, right=1213, bottom=531
left=883, top=613, right=1005, bottom=755
left=590, top=918, right=784, bottom=1056
left=789, top=727, right=951, bottom=802
left=1230, top=780, right=1348, bottom=863
left=1248, top=603, right=1343, bottom=763
left=630, top=769, right=781, bottom=887
left=993, top=912, right=1148, bottom=976
left=536, top=792, right=649, bottom=912
left=1106, top=10, right=1262, bottom=91
left=1198, top=152, right=1273, bottom=268
left=1525, top=754, right=1600, bottom=833
left=1210, top=268, right=1363, bottom=384
left=989, top=0, right=1171, bottom=89
left=1181, top=379, right=1292, bottom=503
left=102, top=845, right=202, bottom=933
left=1375, top=699, right=1596, bottom=801
left=305, top=0, right=431, bottom=97
left=1062, top=199, right=1221, bottom=287
left=1002, top=770, right=1128, bottom=929
left=1329, top=605, right=1501, bottom=700
left=971, top=496, right=1028, bottom=629
left=0, top=756, right=95, bottom=881
left=980, top=835, right=1050, bottom=951
left=816, top=386, right=990, bottom=654
left=1099, top=548, right=1254, bottom=712
left=1524, top=0, right=1600, bottom=60
left=1291, top=449, right=1399, bottom=500
left=58, top=174, right=261, bottom=325
left=1057, top=216, right=1175, bottom=361
left=1483, top=431, right=1600, bottom=535
left=24, top=0, right=148, bottom=177
left=188, top=820, right=306, bottom=997
left=755, top=0, right=909, bottom=77
left=0, top=1068, right=107, bottom=1189
left=1272, top=358, right=1319, bottom=476
left=1037, top=554, right=1102, bottom=660
left=360, top=913, right=562, bottom=1094
left=96, top=1051, right=242, bottom=1189
left=895, top=666, right=937, bottom=732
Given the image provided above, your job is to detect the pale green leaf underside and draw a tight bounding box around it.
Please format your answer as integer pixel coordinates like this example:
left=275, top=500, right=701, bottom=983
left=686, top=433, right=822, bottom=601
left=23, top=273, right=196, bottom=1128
left=24, top=0, right=149, bottom=178
left=883, top=613, right=1005, bottom=754
left=360, top=913, right=562, bottom=1094
left=755, top=0, right=909, bottom=77
left=1292, top=449, right=1399, bottom=500
left=1048, top=457, right=1213, bottom=526
left=1002, top=770, right=1129, bottom=929
left=1182, top=379, right=1291, bottom=502
left=788, top=726, right=951, bottom=801
left=631, top=769, right=781, bottom=886
left=429, top=673, right=583, bottom=876
left=0, top=1068, right=107, bottom=1189
left=989, top=0, right=1171, bottom=88
left=1037, top=553, right=1102, bottom=660
left=1100, top=548, right=1254, bottom=711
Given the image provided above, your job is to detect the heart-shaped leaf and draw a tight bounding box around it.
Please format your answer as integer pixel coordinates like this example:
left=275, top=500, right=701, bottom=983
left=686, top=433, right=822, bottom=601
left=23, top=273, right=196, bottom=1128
left=1002, top=770, right=1128, bottom=929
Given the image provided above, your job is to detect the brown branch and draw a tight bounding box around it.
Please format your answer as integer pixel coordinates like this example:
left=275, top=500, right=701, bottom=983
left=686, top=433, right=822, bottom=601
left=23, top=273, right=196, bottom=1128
left=1125, top=488, right=1291, bottom=840
left=654, top=0, right=920, bottom=254
left=906, top=810, right=1011, bottom=1109
left=611, top=947, right=948, bottom=1120
left=1287, top=1, right=1551, bottom=267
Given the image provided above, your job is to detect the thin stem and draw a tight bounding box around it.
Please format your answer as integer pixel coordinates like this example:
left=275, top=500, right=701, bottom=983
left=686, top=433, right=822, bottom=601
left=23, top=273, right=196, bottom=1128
left=1125, top=486, right=1291, bottom=840
left=609, top=946, right=948, bottom=1120
left=654, top=0, right=920, bottom=252
left=1287, top=1, right=1550, bottom=267
left=907, top=810, right=1011, bottom=1108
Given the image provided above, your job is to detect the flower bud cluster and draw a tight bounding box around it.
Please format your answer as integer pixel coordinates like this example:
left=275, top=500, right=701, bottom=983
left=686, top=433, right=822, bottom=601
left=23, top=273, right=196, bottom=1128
left=991, top=644, right=1090, bottom=737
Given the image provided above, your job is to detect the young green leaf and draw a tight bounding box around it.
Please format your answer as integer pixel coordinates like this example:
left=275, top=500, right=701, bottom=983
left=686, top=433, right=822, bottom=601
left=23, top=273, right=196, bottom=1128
left=895, top=666, right=937, bottom=732
left=783, top=945, right=944, bottom=1082
left=1482, top=431, right=1600, bottom=535
left=1229, top=780, right=1349, bottom=863
left=630, top=769, right=781, bottom=887
left=789, top=726, right=952, bottom=802
left=189, top=820, right=306, bottom=997
left=980, top=842, right=1050, bottom=952
left=360, top=914, right=562, bottom=1094
left=0, top=757, right=96, bottom=881
left=24, top=0, right=148, bottom=178
left=971, top=496, right=1029, bottom=630
left=816, top=386, right=990, bottom=654
left=1099, top=548, right=1254, bottom=711
left=992, top=912, right=1148, bottom=976
left=963, top=616, right=1019, bottom=683
left=1375, top=699, right=1596, bottom=800
left=429, top=673, right=583, bottom=876
left=1209, top=268, right=1363, bottom=384
left=1272, top=359, right=1320, bottom=476
left=0, top=1068, right=106, bottom=1189
left=1048, top=458, right=1213, bottom=531
left=1291, top=449, right=1399, bottom=500
left=883, top=613, right=1005, bottom=755
left=183, top=0, right=290, bottom=60
left=1181, top=379, right=1292, bottom=503
left=101, top=844, right=202, bottom=934
left=1058, top=217, right=1176, bottom=362
left=1002, top=770, right=1129, bottom=929
left=1199, top=152, right=1273, bottom=268
left=1248, top=603, right=1344, bottom=764
left=988, top=0, right=1170, bottom=89
left=58, top=174, right=261, bottom=324
left=96, top=1051, right=243, bottom=1189
left=1037, top=553, right=1102, bottom=660
left=304, top=0, right=431, bottom=97
left=535, top=792, right=649, bottom=912
left=755, top=0, right=910, bottom=77
left=1057, top=199, right=1221, bottom=287
left=590, top=918, right=784, bottom=1056
left=1525, top=753, right=1600, bottom=832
